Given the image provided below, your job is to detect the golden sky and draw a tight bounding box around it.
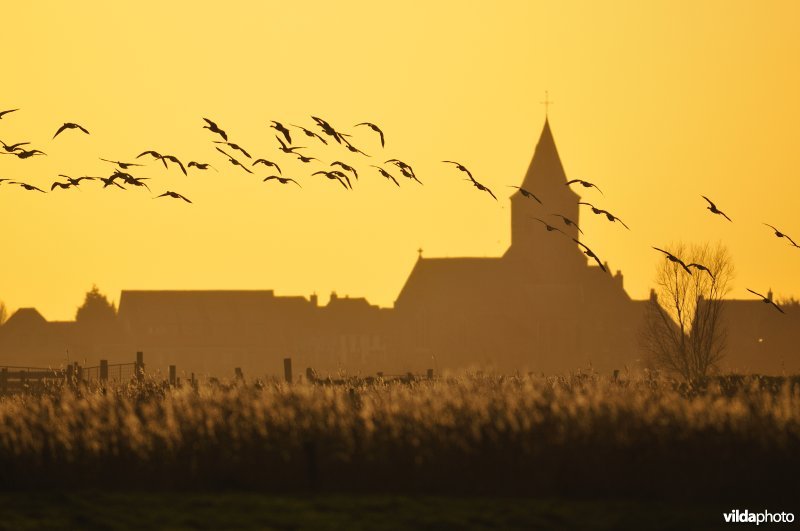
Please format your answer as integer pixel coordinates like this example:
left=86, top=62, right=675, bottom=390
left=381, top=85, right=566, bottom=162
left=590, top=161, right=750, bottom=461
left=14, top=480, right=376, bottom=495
left=2, top=1, right=799, bottom=320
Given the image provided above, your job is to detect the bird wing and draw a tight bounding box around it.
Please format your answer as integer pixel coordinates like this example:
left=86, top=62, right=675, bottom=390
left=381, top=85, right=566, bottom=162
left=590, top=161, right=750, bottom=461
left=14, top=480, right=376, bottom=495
left=701, top=195, right=715, bottom=208
left=215, top=146, right=233, bottom=159
left=0, top=109, right=20, bottom=119
left=615, top=217, right=631, bottom=230
left=721, top=211, right=732, bottom=222
left=769, top=300, right=785, bottom=314
left=52, top=124, right=69, bottom=139
left=288, top=178, right=301, bottom=187
left=137, top=150, right=161, bottom=159
left=76, top=124, right=90, bottom=135
left=746, top=288, right=765, bottom=299
left=763, top=223, right=779, bottom=232
left=178, top=193, right=192, bottom=203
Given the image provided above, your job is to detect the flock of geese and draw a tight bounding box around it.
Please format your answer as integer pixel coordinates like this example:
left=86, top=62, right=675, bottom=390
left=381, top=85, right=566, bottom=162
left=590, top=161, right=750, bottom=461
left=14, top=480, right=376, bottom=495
left=0, top=107, right=796, bottom=313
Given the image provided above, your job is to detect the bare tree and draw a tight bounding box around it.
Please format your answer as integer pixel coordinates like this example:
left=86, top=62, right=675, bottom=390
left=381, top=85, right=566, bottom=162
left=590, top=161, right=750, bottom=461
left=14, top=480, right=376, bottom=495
left=641, top=242, right=734, bottom=382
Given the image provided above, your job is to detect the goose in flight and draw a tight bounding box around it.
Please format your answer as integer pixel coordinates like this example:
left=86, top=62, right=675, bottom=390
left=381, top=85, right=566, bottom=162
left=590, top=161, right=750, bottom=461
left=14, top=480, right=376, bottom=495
left=270, top=121, right=292, bottom=144
left=263, top=175, right=301, bottom=187
left=746, top=288, right=784, bottom=314
left=100, top=158, right=143, bottom=169
left=53, top=122, right=90, bottom=139
left=578, top=202, right=630, bottom=230
left=508, top=186, right=542, bottom=204
left=566, top=179, right=603, bottom=194
left=701, top=195, right=732, bottom=222
left=331, top=161, right=357, bottom=179
left=187, top=161, right=216, bottom=172
left=252, top=158, right=281, bottom=173
left=202, top=117, right=227, bottom=141
left=442, top=160, right=473, bottom=181
left=291, top=124, right=327, bottom=144
left=313, top=170, right=351, bottom=190
left=1, top=140, right=29, bottom=152
left=8, top=181, right=46, bottom=193
left=530, top=217, right=566, bottom=235
left=763, top=223, right=798, bottom=248
left=214, top=141, right=250, bottom=159
left=573, top=239, right=607, bottom=273
left=386, top=159, right=420, bottom=184
left=215, top=147, right=253, bottom=174
left=652, top=247, right=692, bottom=275
left=6, top=149, right=45, bottom=159
left=687, top=262, right=715, bottom=280
left=275, top=136, right=305, bottom=154
left=370, top=165, right=399, bottom=186
left=155, top=191, right=192, bottom=203
left=553, top=214, right=583, bottom=234
left=355, top=122, right=385, bottom=147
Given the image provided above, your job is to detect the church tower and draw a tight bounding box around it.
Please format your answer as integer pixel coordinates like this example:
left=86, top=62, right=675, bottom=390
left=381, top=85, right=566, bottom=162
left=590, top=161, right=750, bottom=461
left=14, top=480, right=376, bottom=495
left=504, top=117, right=587, bottom=276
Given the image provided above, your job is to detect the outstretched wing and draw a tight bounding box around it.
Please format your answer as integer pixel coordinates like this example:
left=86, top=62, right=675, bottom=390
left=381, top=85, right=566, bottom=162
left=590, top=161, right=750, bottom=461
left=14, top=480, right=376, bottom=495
left=52, top=123, right=69, bottom=139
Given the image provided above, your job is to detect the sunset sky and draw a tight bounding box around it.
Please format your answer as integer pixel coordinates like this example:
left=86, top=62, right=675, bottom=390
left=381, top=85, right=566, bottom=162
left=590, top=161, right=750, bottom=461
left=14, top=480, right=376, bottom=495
left=2, top=1, right=799, bottom=320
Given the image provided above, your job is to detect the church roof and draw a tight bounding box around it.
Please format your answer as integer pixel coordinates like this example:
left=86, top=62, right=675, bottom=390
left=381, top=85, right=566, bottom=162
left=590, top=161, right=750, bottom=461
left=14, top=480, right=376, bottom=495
left=395, top=257, right=506, bottom=308
left=2, top=308, right=47, bottom=329
left=515, top=117, right=576, bottom=200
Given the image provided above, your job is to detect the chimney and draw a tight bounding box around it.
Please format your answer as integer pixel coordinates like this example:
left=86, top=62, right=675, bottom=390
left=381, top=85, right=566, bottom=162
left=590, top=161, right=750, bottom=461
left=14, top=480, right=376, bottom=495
left=310, top=293, right=318, bottom=307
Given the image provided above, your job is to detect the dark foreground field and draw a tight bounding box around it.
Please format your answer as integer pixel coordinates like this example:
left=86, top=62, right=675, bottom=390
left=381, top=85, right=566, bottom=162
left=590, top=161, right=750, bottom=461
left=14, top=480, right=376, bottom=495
left=0, top=374, right=797, bottom=528
left=0, top=491, right=737, bottom=530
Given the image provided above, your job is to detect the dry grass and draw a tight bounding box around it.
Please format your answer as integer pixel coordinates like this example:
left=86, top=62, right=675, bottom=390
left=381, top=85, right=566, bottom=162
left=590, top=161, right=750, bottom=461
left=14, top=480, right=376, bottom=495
left=0, top=373, right=798, bottom=499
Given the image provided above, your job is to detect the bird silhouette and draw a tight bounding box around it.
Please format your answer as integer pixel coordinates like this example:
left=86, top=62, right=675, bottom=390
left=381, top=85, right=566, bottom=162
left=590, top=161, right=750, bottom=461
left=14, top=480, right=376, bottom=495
left=275, top=136, right=305, bottom=154
left=763, top=223, right=798, bottom=248
left=295, top=154, right=318, bottom=164
left=187, top=161, right=216, bottom=172
left=0, top=140, right=29, bottom=152
left=0, top=109, right=19, bottom=120
left=202, top=117, right=227, bottom=141
left=50, top=181, right=77, bottom=191
left=270, top=121, right=292, bottom=144
left=314, top=170, right=351, bottom=190
left=7, top=149, right=45, bottom=159
left=342, top=137, right=369, bottom=156
left=566, top=179, right=603, bottom=194
left=155, top=191, right=192, bottom=203
left=508, top=186, right=542, bottom=204
left=573, top=239, right=607, bottom=272
left=252, top=158, right=281, bottom=173
left=137, top=150, right=168, bottom=168
left=331, top=161, right=357, bottom=179
left=686, top=262, right=715, bottom=280
left=578, top=202, right=630, bottom=229
left=470, top=180, right=497, bottom=200
left=652, top=247, right=692, bottom=275
left=701, top=195, right=732, bottom=222
left=355, top=122, right=385, bottom=147
left=100, top=158, right=143, bottom=169
left=530, top=217, right=566, bottom=235
left=9, top=181, right=46, bottom=193
left=746, top=289, right=785, bottom=314
left=214, top=141, right=251, bottom=159
left=99, top=176, right=126, bottom=189
left=56, top=174, right=97, bottom=187
left=370, top=165, right=399, bottom=186
left=553, top=214, right=583, bottom=234
left=263, top=175, right=301, bottom=187
left=115, top=172, right=151, bottom=191
left=386, top=159, right=421, bottom=184
left=443, top=161, right=474, bottom=181
left=311, top=116, right=344, bottom=144
left=215, top=147, right=253, bottom=174
left=290, top=124, right=327, bottom=145
left=53, top=122, right=90, bottom=139
left=162, top=154, right=187, bottom=175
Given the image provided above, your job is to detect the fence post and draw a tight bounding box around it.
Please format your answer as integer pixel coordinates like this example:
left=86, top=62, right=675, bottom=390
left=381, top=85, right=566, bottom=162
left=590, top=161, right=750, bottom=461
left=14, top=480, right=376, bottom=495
left=100, top=360, right=108, bottom=381
left=0, top=368, right=6, bottom=394
left=169, top=365, right=176, bottom=387
left=427, top=368, right=434, bottom=380
left=76, top=364, right=83, bottom=383
left=135, top=351, right=144, bottom=382
left=66, top=364, right=74, bottom=387
left=234, top=367, right=244, bottom=381
left=283, top=358, right=293, bottom=384
left=613, top=369, right=619, bottom=382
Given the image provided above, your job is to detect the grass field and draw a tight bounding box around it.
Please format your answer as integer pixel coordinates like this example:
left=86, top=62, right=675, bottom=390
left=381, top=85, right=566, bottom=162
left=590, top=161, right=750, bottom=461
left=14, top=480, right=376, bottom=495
left=0, top=373, right=797, bottom=527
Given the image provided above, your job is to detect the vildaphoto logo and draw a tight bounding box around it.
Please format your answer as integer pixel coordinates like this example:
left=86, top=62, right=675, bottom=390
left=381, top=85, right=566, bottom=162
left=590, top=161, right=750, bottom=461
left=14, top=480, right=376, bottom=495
left=723, top=509, right=795, bottom=525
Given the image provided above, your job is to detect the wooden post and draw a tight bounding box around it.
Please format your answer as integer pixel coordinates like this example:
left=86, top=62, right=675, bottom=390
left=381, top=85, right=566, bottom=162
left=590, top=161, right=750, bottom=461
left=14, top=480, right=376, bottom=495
left=76, top=364, right=83, bottom=383
left=0, top=368, right=7, bottom=394
left=427, top=368, right=434, bottom=379
left=100, top=360, right=108, bottom=381
left=66, top=364, right=74, bottom=387
left=169, top=365, right=176, bottom=387
left=234, top=367, right=244, bottom=380
left=136, top=351, right=144, bottom=382
left=283, top=358, right=292, bottom=383
left=613, top=369, right=620, bottom=382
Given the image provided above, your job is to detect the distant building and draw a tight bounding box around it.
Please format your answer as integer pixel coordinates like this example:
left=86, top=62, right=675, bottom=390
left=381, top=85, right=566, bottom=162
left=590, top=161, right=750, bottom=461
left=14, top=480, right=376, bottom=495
left=1, top=119, right=797, bottom=376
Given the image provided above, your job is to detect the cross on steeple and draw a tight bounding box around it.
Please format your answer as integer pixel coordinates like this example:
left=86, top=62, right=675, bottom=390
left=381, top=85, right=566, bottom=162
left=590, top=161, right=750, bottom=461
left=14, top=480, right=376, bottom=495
left=540, top=91, right=554, bottom=116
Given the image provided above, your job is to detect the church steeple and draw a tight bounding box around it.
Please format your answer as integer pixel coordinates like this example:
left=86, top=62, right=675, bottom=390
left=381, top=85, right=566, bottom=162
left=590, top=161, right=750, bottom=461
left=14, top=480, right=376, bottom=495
left=505, top=117, right=585, bottom=273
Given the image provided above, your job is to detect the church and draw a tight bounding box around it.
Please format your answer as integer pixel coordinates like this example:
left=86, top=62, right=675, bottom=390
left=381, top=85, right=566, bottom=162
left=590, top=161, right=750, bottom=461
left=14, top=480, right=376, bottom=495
left=1, top=118, right=797, bottom=377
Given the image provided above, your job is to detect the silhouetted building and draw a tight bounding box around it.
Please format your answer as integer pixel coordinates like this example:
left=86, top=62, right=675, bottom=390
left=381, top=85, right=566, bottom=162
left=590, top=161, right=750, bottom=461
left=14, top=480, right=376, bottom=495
left=1, top=118, right=798, bottom=376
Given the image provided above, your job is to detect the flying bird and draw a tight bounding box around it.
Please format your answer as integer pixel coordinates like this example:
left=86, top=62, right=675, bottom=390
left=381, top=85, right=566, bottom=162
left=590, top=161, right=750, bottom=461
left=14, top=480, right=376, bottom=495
left=275, top=136, right=305, bottom=154
left=100, top=158, right=143, bottom=169
left=530, top=217, right=566, bottom=235
left=469, top=179, right=497, bottom=200
left=187, top=161, right=216, bottom=172
left=291, top=124, right=327, bottom=144
left=9, top=181, right=46, bottom=193
left=202, top=117, right=227, bottom=141
left=701, top=195, right=732, bottom=222
left=270, top=121, right=292, bottom=144
left=342, top=137, right=369, bottom=156
left=1, top=140, right=29, bottom=152
left=56, top=174, right=97, bottom=187
left=8, top=149, right=45, bottom=159
left=215, top=147, right=253, bottom=173
left=53, top=122, right=90, bottom=139
left=137, top=150, right=168, bottom=168
left=50, top=181, right=78, bottom=191
left=746, top=289, right=785, bottom=314
left=155, top=191, right=192, bottom=203
left=686, top=262, right=715, bottom=280
left=331, top=161, right=357, bottom=179
left=355, top=122, right=385, bottom=147
left=162, top=154, right=187, bottom=175
left=314, top=170, right=351, bottom=190
left=214, top=141, right=251, bottom=159
left=99, top=176, right=126, bottom=189
left=311, top=116, right=344, bottom=143
left=553, top=214, right=583, bottom=234
left=386, top=159, right=421, bottom=184
left=566, top=179, right=603, bottom=194
left=252, top=158, right=281, bottom=173
left=508, top=186, right=542, bottom=204
left=652, top=247, right=692, bottom=275
left=295, top=154, right=318, bottom=164
left=370, top=165, right=399, bottom=186
left=442, top=161, right=474, bottom=181
left=573, top=239, right=607, bottom=273
left=578, top=202, right=630, bottom=230
left=263, top=175, right=301, bottom=187
left=763, top=223, right=798, bottom=248
left=0, top=109, right=19, bottom=120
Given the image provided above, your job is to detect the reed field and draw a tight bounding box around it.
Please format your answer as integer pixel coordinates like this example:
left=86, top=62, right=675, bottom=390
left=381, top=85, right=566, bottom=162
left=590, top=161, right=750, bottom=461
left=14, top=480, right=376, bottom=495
left=0, top=373, right=798, bottom=502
